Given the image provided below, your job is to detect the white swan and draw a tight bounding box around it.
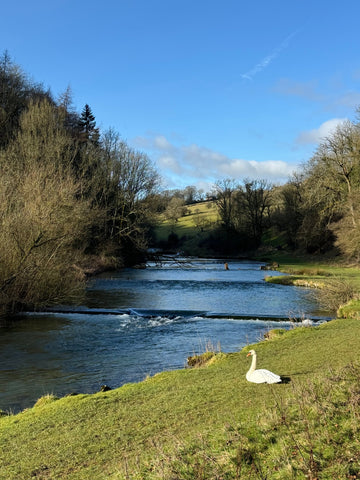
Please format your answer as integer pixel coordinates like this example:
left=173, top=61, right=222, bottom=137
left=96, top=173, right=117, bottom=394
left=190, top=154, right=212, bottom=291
left=246, top=349, right=281, bottom=384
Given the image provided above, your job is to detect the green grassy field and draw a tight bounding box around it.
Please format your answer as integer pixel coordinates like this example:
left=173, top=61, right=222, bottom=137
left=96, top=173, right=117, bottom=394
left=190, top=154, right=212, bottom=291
left=1, top=313, right=360, bottom=479
left=153, top=201, right=219, bottom=252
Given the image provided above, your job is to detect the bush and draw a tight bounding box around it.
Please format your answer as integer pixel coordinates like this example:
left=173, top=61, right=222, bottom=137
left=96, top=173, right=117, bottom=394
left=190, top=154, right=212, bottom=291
left=316, top=277, right=357, bottom=313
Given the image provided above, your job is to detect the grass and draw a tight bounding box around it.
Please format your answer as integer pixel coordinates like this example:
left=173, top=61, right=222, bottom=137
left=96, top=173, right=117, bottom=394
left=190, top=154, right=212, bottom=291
left=153, top=201, right=219, bottom=244
left=338, top=299, right=360, bottom=319
left=141, top=365, right=360, bottom=479
left=1, top=315, right=360, bottom=479
left=262, top=253, right=360, bottom=318
left=259, top=252, right=360, bottom=284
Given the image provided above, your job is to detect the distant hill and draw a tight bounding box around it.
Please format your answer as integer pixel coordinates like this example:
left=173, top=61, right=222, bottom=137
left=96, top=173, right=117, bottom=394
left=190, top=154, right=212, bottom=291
left=151, top=201, right=221, bottom=255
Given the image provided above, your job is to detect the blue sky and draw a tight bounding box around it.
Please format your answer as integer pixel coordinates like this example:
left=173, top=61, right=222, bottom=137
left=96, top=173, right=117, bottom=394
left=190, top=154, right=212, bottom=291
left=2, top=0, right=360, bottom=190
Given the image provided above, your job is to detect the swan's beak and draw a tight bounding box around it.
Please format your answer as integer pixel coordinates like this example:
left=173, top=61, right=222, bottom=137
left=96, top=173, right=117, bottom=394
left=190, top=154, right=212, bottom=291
left=246, top=352, right=251, bottom=357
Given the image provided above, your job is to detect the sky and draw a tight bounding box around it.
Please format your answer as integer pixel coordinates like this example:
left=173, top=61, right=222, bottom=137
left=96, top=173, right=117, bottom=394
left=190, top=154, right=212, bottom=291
left=2, top=0, right=360, bottom=190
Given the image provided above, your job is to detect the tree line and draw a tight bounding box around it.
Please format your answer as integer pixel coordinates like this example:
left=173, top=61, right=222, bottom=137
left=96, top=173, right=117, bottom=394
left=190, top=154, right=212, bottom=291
left=0, top=52, right=160, bottom=315
left=215, top=113, right=360, bottom=258
left=154, top=116, right=360, bottom=260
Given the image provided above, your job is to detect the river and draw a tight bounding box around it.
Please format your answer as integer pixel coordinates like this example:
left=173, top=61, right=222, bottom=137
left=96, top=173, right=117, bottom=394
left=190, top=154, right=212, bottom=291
left=0, top=258, right=327, bottom=413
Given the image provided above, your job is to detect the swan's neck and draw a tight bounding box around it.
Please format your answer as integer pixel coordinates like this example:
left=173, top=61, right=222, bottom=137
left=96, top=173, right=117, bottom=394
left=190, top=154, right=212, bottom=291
left=249, top=353, right=257, bottom=373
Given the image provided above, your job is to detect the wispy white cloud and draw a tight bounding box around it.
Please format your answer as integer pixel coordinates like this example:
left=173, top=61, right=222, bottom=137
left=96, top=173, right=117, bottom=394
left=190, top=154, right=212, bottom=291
left=153, top=135, right=174, bottom=150
left=295, top=118, right=347, bottom=145
left=273, top=78, right=324, bottom=102
left=241, top=30, right=299, bottom=81
left=335, top=91, right=360, bottom=108
left=273, top=78, right=360, bottom=112
left=133, top=134, right=297, bottom=188
left=219, top=159, right=295, bottom=179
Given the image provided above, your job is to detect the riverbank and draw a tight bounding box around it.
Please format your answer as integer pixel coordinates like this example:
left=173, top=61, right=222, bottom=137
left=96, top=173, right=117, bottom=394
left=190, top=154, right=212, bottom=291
left=1, top=255, right=360, bottom=478
left=261, top=253, right=360, bottom=319
left=1, top=311, right=360, bottom=478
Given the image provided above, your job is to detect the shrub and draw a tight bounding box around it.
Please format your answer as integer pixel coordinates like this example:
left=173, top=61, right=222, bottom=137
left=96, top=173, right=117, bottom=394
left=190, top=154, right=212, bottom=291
left=316, top=277, right=357, bottom=313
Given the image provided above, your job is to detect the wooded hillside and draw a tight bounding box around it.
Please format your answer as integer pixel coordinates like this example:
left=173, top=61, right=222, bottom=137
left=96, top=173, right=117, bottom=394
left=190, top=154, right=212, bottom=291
left=0, top=53, right=160, bottom=315
left=2, top=50, right=360, bottom=315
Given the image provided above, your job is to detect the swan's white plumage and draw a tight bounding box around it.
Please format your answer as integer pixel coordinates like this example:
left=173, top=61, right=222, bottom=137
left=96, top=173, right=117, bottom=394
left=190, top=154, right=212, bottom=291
left=246, top=349, right=281, bottom=384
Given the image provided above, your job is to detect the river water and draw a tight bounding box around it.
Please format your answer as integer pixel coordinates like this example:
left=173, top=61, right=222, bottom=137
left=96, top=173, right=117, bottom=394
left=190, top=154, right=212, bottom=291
left=0, top=258, right=327, bottom=413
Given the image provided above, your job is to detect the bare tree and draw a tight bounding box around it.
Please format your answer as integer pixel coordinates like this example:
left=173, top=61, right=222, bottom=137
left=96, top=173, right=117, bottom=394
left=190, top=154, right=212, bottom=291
left=240, top=179, right=273, bottom=245
left=0, top=99, right=92, bottom=314
left=213, top=178, right=238, bottom=231
left=164, top=197, right=187, bottom=225
left=92, top=129, right=161, bottom=253
left=300, top=120, right=360, bottom=256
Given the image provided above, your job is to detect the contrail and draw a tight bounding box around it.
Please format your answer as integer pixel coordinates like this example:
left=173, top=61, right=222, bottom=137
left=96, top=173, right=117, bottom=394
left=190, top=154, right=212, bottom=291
left=241, top=29, right=299, bottom=80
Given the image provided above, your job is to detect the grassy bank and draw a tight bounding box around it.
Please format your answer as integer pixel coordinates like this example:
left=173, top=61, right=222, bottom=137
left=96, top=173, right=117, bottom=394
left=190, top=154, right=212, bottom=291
left=262, top=253, right=360, bottom=319
left=1, top=313, right=360, bottom=479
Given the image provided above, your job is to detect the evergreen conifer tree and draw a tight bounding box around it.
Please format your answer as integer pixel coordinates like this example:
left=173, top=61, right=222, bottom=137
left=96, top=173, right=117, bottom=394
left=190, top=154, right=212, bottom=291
left=78, top=103, right=99, bottom=145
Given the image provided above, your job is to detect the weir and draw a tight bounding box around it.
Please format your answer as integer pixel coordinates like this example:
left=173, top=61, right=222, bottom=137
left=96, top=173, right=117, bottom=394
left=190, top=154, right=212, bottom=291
left=31, top=307, right=331, bottom=323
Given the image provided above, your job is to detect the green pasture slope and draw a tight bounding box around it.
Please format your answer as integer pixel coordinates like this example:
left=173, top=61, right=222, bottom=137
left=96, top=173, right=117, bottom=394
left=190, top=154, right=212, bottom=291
left=153, top=201, right=219, bottom=253
left=1, top=257, right=360, bottom=479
